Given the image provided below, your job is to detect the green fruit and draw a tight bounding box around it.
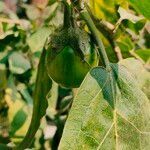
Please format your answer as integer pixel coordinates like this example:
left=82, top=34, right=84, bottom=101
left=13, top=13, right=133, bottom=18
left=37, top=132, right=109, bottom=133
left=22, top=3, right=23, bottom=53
left=46, top=27, right=98, bottom=88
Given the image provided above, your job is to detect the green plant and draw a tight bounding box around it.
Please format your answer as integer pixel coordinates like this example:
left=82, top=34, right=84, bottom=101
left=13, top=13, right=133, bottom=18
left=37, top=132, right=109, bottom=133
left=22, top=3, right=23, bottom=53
left=0, top=0, right=149, bottom=149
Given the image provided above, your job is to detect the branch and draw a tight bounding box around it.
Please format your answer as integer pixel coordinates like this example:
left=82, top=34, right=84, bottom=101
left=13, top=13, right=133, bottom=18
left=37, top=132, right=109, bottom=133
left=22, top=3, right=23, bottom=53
left=80, top=9, right=111, bottom=70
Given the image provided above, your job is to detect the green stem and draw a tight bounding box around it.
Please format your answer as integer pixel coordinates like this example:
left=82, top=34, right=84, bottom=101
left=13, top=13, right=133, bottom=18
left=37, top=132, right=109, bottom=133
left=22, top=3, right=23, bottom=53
left=62, top=0, right=71, bottom=28
left=80, top=10, right=111, bottom=70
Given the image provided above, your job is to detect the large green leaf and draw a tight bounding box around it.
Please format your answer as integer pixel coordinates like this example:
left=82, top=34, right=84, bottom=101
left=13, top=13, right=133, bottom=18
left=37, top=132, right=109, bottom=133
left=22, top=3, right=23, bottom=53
left=129, top=0, right=150, bottom=20
left=59, top=60, right=150, bottom=149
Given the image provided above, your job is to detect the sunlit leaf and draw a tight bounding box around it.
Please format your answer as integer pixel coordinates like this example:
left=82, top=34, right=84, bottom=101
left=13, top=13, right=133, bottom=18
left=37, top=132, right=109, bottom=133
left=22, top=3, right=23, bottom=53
left=23, top=4, right=41, bottom=20
left=27, top=27, right=53, bottom=52
left=17, top=83, right=33, bottom=105
left=134, top=49, right=150, bottom=62
left=0, top=1, right=5, bottom=12
left=42, top=2, right=58, bottom=20
left=89, top=0, right=117, bottom=23
left=6, top=94, right=31, bottom=142
left=116, top=36, right=134, bottom=58
left=10, top=108, right=27, bottom=137
left=9, top=52, right=31, bottom=74
left=129, top=0, right=150, bottom=20
left=119, top=58, right=150, bottom=98
left=32, top=0, right=49, bottom=9
left=118, top=7, right=144, bottom=23
left=59, top=61, right=150, bottom=149
left=46, top=81, right=58, bottom=118
left=119, top=58, right=149, bottom=85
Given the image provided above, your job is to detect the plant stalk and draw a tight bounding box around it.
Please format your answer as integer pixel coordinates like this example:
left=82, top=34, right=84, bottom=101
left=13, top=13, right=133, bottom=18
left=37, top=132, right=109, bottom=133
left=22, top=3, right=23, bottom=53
left=80, top=10, right=111, bottom=70
left=62, top=0, right=72, bottom=28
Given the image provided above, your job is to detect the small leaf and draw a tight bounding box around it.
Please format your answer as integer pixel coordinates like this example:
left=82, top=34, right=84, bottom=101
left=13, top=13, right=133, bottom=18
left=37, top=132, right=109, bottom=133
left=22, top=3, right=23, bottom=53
left=116, top=36, right=133, bottom=58
left=0, top=1, right=5, bottom=12
left=9, top=52, right=31, bottom=74
left=6, top=96, right=31, bottom=141
left=42, top=2, right=58, bottom=20
left=27, top=27, right=53, bottom=52
left=24, top=4, right=41, bottom=20
left=89, top=0, right=117, bottom=23
left=134, top=49, right=150, bottom=62
left=60, top=95, right=73, bottom=111
left=118, top=7, right=144, bottom=23
left=59, top=61, right=150, bottom=149
left=46, top=81, right=58, bottom=118
left=129, top=0, right=150, bottom=20
left=17, top=84, right=33, bottom=105
left=10, top=108, right=27, bottom=137
left=32, top=0, right=49, bottom=9
left=7, top=74, right=19, bottom=101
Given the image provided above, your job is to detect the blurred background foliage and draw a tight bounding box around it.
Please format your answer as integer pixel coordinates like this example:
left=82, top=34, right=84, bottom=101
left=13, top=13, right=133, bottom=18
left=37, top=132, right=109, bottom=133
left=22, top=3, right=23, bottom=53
left=0, top=0, right=149, bottom=149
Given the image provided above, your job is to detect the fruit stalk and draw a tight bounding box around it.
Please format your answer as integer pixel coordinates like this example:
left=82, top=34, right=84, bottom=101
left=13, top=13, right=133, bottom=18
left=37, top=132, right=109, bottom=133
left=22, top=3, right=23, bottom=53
left=80, top=10, right=111, bottom=70
left=62, top=0, right=72, bottom=28
left=71, top=0, right=111, bottom=70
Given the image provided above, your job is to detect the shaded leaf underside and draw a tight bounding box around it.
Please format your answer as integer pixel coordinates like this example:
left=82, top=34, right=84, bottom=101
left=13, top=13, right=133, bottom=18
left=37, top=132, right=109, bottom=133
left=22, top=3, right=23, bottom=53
left=59, top=60, right=150, bottom=150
